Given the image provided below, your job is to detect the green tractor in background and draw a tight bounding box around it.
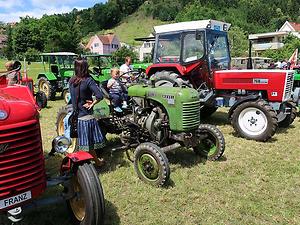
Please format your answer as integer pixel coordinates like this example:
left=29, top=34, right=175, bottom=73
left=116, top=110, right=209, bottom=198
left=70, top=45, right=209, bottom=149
left=56, top=77, right=225, bottom=187
left=37, top=52, right=77, bottom=101
left=293, top=67, right=300, bottom=107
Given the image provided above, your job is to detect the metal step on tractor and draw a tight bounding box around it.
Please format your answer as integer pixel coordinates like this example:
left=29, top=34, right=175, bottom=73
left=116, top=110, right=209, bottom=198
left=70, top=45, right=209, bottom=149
left=0, top=67, right=105, bottom=225
left=56, top=74, right=226, bottom=187
left=142, top=19, right=297, bottom=142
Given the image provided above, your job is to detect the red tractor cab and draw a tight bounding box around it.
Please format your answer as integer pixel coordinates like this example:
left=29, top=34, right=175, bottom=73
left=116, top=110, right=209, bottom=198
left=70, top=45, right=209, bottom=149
left=146, top=19, right=297, bottom=141
left=0, top=71, right=105, bottom=225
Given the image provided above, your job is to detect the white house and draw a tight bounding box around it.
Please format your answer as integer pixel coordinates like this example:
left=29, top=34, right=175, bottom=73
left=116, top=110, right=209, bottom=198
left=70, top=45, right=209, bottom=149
left=249, top=21, right=300, bottom=56
left=86, top=33, right=120, bottom=55
left=139, top=34, right=155, bottom=62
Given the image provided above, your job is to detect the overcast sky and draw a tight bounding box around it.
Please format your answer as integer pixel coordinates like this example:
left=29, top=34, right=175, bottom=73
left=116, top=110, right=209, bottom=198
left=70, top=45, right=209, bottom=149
left=0, top=0, right=107, bottom=23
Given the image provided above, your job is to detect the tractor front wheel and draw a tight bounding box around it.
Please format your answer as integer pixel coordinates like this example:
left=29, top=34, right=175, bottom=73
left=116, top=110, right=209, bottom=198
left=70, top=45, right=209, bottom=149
left=193, top=124, right=225, bottom=161
left=62, top=89, right=70, bottom=104
left=35, top=91, right=47, bottom=109
left=67, top=163, right=105, bottom=225
left=231, top=99, right=278, bottom=141
left=38, top=77, right=56, bottom=100
left=134, top=142, right=170, bottom=187
left=56, top=106, right=77, bottom=153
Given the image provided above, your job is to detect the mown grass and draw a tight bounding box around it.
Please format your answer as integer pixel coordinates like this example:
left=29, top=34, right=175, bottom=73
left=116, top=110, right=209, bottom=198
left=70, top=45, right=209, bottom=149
left=0, top=63, right=300, bottom=224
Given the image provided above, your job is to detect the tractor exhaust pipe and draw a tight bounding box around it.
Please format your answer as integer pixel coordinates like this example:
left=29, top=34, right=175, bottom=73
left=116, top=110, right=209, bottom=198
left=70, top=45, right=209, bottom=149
left=247, top=40, right=253, bottom=69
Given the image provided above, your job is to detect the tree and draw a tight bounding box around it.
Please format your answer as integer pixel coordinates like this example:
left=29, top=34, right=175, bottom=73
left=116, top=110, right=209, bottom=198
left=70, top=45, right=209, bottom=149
left=228, top=26, right=248, bottom=57
left=3, top=25, right=14, bottom=59
left=112, top=46, right=138, bottom=64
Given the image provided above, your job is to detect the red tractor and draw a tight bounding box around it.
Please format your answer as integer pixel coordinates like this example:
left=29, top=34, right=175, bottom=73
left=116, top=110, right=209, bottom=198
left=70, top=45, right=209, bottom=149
left=0, top=71, right=105, bottom=224
left=145, top=20, right=297, bottom=141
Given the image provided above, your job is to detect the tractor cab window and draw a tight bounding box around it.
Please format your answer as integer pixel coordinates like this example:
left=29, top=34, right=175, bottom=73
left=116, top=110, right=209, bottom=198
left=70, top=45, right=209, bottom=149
left=207, top=31, right=230, bottom=70
left=156, top=33, right=181, bottom=63
left=182, top=32, right=205, bottom=63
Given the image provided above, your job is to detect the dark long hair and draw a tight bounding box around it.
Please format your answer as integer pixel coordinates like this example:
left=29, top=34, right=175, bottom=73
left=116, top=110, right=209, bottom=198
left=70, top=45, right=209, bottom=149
left=69, top=58, right=89, bottom=85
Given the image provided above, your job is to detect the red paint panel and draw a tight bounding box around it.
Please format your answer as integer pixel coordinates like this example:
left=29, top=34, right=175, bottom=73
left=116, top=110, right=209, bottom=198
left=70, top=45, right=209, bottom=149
left=214, top=70, right=288, bottom=102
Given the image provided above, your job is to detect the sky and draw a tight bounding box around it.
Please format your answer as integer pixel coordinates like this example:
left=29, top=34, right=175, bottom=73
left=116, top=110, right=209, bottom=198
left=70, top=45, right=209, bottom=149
left=0, top=0, right=107, bottom=23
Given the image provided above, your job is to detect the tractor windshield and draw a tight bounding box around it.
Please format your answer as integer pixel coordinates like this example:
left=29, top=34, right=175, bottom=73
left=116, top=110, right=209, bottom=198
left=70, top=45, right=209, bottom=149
left=207, top=31, right=230, bottom=70
left=156, top=33, right=181, bottom=63
left=155, top=32, right=205, bottom=64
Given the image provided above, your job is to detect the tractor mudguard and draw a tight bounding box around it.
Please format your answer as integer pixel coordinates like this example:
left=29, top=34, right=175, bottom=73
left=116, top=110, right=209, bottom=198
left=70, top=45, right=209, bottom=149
left=228, top=95, right=260, bottom=120
left=37, top=72, right=57, bottom=81
left=60, top=151, right=93, bottom=173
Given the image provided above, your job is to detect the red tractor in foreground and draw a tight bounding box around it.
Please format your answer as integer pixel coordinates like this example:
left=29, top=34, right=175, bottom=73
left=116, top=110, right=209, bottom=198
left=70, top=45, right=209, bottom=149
left=145, top=20, right=297, bottom=141
left=0, top=70, right=105, bottom=225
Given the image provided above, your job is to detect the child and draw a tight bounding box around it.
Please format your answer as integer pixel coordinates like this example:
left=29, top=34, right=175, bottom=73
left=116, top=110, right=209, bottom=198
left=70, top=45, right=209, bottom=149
left=107, top=68, right=128, bottom=112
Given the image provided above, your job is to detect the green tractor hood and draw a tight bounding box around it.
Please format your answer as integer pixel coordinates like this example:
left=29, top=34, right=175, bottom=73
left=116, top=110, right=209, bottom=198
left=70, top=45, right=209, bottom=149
left=128, top=85, right=201, bottom=132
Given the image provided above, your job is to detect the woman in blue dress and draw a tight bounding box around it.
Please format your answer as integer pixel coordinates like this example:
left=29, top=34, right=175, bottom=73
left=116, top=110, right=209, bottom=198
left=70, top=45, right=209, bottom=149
left=69, top=58, right=105, bottom=166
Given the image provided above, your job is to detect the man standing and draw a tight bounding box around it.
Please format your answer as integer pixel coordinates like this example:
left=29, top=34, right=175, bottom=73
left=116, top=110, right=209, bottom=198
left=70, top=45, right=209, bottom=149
left=119, top=56, right=133, bottom=82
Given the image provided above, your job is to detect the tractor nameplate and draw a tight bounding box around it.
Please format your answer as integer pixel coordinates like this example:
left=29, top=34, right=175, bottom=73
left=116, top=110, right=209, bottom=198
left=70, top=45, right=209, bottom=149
left=253, top=78, right=268, bottom=84
left=162, top=94, right=175, bottom=105
left=148, top=92, right=156, bottom=97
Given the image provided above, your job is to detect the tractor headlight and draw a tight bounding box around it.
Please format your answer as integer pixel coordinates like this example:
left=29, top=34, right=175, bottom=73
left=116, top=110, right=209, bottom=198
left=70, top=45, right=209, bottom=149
left=52, top=136, right=70, bottom=154
left=0, top=110, right=8, bottom=120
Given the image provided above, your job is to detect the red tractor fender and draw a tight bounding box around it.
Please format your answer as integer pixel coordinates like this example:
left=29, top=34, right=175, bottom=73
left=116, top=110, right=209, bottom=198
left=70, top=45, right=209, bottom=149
left=60, top=151, right=94, bottom=173
left=228, top=95, right=260, bottom=120
left=146, top=62, right=202, bottom=77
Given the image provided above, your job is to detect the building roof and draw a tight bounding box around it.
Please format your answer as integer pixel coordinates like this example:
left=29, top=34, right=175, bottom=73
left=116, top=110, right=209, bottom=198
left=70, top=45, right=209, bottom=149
left=249, top=31, right=289, bottom=40
left=97, top=33, right=116, bottom=45
left=153, top=20, right=231, bottom=34
left=0, top=34, right=7, bottom=43
left=289, top=22, right=300, bottom=31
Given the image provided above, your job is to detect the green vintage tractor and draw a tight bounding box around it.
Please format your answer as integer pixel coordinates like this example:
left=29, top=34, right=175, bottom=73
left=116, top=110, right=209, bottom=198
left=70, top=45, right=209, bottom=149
left=56, top=78, right=225, bottom=186
left=37, top=52, right=77, bottom=100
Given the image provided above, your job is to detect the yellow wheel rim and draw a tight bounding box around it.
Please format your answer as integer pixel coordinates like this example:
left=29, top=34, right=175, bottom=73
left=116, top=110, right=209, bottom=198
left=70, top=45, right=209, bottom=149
left=39, top=80, right=50, bottom=98
left=69, top=177, right=85, bottom=221
left=57, top=113, right=77, bottom=153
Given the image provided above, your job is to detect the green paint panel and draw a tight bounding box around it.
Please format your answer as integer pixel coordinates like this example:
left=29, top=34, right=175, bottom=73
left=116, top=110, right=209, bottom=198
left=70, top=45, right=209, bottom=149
left=93, top=99, right=110, bottom=119
left=128, top=85, right=200, bottom=132
left=38, top=72, right=57, bottom=81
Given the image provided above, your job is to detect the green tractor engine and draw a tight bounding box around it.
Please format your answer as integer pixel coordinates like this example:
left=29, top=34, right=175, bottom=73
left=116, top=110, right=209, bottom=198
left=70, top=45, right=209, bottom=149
left=128, top=85, right=200, bottom=132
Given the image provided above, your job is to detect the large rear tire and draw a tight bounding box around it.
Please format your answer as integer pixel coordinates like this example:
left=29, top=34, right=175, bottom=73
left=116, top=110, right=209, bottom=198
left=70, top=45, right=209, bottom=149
left=230, top=99, right=278, bottom=141
left=193, top=124, right=225, bottom=161
left=38, top=77, right=56, bottom=100
left=66, top=163, right=105, bottom=225
left=134, top=142, right=170, bottom=187
left=151, top=71, right=191, bottom=87
left=56, top=105, right=77, bottom=153
left=278, top=102, right=297, bottom=128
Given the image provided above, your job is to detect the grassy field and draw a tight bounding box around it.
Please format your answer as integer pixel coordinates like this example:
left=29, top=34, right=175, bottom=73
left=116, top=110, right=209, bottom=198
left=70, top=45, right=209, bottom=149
left=0, top=59, right=300, bottom=224
left=0, top=96, right=300, bottom=225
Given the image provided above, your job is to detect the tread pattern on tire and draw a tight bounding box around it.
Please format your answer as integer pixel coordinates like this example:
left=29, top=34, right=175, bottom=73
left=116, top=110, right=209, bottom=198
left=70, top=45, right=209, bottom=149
left=195, top=124, right=225, bottom=161
left=134, top=142, right=170, bottom=187
left=151, top=71, right=191, bottom=87
left=67, top=163, right=105, bottom=225
left=230, top=99, right=278, bottom=142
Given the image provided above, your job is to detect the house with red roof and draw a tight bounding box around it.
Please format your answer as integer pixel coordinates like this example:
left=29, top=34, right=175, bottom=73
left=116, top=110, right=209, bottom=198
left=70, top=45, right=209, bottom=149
left=249, top=21, right=300, bottom=56
left=86, top=33, right=120, bottom=54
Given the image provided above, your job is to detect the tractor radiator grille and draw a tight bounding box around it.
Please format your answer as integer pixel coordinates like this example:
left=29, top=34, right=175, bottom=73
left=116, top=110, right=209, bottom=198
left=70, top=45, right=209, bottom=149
left=0, top=120, right=46, bottom=201
left=182, top=101, right=201, bottom=130
left=283, top=71, right=294, bottom=101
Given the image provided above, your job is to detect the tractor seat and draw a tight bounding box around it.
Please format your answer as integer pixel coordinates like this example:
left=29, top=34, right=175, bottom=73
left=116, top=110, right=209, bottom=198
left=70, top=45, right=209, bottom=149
left=51, top=65, right=59, bottom=74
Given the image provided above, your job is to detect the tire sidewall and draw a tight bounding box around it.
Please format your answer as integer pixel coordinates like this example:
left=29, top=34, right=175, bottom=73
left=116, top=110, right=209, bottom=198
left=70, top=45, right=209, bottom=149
left=134, top=143, right=170, bottom=186
left=232, top=101, right=274, bottom=141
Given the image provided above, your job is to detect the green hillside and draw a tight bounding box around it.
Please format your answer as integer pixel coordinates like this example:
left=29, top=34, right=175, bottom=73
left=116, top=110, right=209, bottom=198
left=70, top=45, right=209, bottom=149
left=111, top=12, right=164, bottom=46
